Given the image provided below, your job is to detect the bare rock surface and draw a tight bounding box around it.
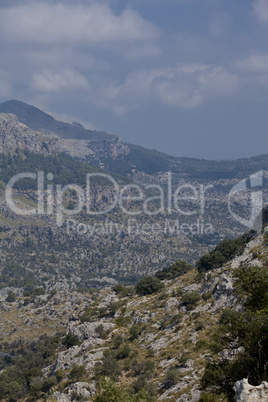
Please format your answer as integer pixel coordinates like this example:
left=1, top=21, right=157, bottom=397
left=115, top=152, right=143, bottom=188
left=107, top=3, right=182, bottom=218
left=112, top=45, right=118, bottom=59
left=234, top=379, right=268, bottom=401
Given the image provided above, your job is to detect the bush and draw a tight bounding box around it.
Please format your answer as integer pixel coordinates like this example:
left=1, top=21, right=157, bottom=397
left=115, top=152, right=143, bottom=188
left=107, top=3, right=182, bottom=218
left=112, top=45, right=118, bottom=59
left=113, top=334, right=123, bottom=349
left=62, top=333, right=80, bottom=349
left=155, top=260, right=192, bottom=280
left=41, top=376, right=57, bottom=392
left=95, top=355, right=122, bottom=380
left=108, top=302, right=120, bottom=316
left=162, top=369, right=179, bottom=389
left=182, top=291, right=200, bottom=310
left=34, top=287, right=46, bottom=296
left=95, top=324, right=105, bottom=338
left=197, top=234, right=251, bottom=273
left=116, top=344, right=131, bottom=359
left=129, top=324, right=143, bottom=340
left=94, top=377, right=132, bottom=402
left=135, top=276, right=165, bottom=296
left=69, top=365, right=86, bottom=381
left=112, top=284, right=135, bottom=297
left=6, top=290, right=16, bottom=303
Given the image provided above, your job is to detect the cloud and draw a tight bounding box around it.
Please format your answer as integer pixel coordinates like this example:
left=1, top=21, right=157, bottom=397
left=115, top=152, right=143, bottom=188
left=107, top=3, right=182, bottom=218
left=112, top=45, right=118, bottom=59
left=32, top=69, right=89, bottom=93
left=208, top=10, right=232, bottom=37
left=234, top=52, right=268, bottom=86
left=235, top=53, right=268, bottom=73
left=252, top=0, right=268, bottom=23
left=98, top=64, right=239, bottom=113
left=0, top=2, right=159, bottom=46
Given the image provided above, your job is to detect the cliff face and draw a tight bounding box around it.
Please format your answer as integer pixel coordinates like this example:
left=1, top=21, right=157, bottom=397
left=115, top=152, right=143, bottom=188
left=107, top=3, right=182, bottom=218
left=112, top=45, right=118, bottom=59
left=0, top=111, right=129, bottom=161
left=0, top=113, right=55, bottom=154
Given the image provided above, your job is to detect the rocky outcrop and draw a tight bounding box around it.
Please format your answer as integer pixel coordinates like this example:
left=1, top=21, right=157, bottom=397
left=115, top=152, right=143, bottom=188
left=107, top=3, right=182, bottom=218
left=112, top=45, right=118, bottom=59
left=234, top=379, right=268, bottom=401
left=67, top=321, right=115, bottom=341
left=0, top=100, right=130, bottom=162
left=0, top=113, right=55, bottom=154
left=53, top=381, right=95, bottom=401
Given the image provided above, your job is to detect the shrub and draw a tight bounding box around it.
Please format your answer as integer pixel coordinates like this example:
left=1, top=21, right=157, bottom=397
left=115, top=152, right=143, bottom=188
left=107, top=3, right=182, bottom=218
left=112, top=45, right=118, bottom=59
left=108, top=302, right=120, bottom=316
left=129, top=324, right=143, bottom=340
left=197, top=234, right=251, bottom=273
left=195, top=321, right=205, bottom=331
left=182, top=291, right=200, bottom=310
left=94, top=377, right=132, bottom=402
left=95, top=355, right=122, bottom=380
left=41, top=376, right=57, bottom=392
left=34, top=287, right=46, bottom=296
left=135, top=276, right=165, bottom=296
left=162, top=369, right=179, bottom=389
left=62, top=333, right=80, bottom=349
left=155, top=260, right=192, bottom=280
left=99, top=307, right=107, bottom=317
left=6, top=290, right=16, bottom=303
left=95, top=324, right=105, bottom=338
left=113, top=334, right=123, bottom=349
left=69, top=365, right=86, bottom=381
left=116, top=344, right=131, bottom=359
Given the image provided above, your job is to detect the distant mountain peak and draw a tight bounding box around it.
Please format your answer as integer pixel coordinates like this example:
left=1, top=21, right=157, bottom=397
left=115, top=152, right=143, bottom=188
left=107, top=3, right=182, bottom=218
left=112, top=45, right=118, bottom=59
left=0, top=99, right=116, bottom=141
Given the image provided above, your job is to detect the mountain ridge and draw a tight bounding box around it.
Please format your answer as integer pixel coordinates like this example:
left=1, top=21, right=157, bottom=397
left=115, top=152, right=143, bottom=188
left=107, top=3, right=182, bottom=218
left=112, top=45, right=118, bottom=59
left=1, top=99, right=268, bottom=180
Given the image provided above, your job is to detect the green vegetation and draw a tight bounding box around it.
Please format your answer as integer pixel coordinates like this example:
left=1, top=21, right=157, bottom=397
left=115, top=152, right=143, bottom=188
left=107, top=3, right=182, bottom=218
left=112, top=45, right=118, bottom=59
left=62, top=332, right=80, bottom=349
left=6, top=290, right=16, bottom=303
left=197, top=234, right=251, bottom=273
left=201, top=264, right=268, bottom=400
left=135, top=276, right=165, bottom=296
left=0, top=149, right=129, bottom=189
left=182, top=291, right=200, bottom=310
left=0, top=334, right=61, bottom=400
left=0, top=264, right=40, bottom=290
left=69, top=364, right=86, bottom=380
left=155, top=260, right=192, bottom=280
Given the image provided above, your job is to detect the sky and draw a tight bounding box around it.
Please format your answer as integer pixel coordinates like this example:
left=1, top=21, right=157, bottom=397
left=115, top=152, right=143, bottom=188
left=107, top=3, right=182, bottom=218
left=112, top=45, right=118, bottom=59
left=0, top=0, right=268, bottom=160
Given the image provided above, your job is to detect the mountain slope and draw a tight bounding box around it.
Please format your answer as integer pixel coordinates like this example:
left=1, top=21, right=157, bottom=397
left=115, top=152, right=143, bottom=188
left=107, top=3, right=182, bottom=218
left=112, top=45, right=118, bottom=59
left=1, top=99, right=268, bottom=179
left=0, top=227, right=267, bottom=401
left=0, top=100, right=114, bottom=140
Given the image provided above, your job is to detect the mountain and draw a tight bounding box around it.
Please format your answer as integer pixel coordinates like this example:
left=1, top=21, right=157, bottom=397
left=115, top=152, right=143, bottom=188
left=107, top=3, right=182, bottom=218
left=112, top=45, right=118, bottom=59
left=0, top=100, right=267, bottom=287
left=1, top=100, right=268, bottom=179
left=0, top=100, right=268, bottom=401
left=0, top=227, right=267, bottom=400
left=0, top=100, right=115, bottom=140
left=0, top=100, right=129, bottom=162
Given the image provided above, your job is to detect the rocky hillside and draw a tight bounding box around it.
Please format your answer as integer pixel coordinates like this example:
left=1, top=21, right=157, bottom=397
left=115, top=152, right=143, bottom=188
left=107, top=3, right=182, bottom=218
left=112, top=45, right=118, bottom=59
left=0, top=105, right=129, bottom=162
left=1, top=100, right=268, bottom=179
left=0, top=226, right=267, bottom=401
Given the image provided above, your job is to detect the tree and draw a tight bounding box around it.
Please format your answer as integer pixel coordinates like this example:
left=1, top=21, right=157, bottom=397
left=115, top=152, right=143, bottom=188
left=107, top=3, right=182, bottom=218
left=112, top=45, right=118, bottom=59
left=135, top=276, right=164, bottom=296
left=62, top=333, right=80, bottom=349
left=6, top=290, right=16, bottom=303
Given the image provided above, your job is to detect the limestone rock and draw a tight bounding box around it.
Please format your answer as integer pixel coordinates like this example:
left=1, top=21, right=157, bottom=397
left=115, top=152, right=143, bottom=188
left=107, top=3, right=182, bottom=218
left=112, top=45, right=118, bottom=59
left=165, top=297, right=179, bottom=312
left=68, top=321, right=115, bottom=341
left=234, top=378, right=268, bottom=401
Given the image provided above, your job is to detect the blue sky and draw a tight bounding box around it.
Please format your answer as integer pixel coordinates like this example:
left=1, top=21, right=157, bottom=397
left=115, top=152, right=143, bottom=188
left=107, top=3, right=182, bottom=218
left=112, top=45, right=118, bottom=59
left=0, top=0, right=268, bottom=159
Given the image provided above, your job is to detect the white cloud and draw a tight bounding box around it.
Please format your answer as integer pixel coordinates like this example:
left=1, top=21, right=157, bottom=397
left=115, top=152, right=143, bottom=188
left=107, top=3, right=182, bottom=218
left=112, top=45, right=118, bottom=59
left=0, top=2, right=159, bottom=45
left=252, top=0, right=268, bottom=23
left=32, top=69, right=89, bottom=93
left=235, top=53, right=268, bottom=73
left=96, top=63, right=239, bottom=113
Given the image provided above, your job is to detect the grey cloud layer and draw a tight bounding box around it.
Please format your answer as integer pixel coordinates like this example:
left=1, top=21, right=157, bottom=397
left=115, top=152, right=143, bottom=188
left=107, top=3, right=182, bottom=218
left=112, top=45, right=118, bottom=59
left=0, top=0, right=267, bottom=114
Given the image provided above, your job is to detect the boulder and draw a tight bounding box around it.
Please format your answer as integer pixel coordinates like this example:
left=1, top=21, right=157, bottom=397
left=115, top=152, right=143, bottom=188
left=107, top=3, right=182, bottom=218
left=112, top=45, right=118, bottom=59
left=234, top=378, right=268, bottom=401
